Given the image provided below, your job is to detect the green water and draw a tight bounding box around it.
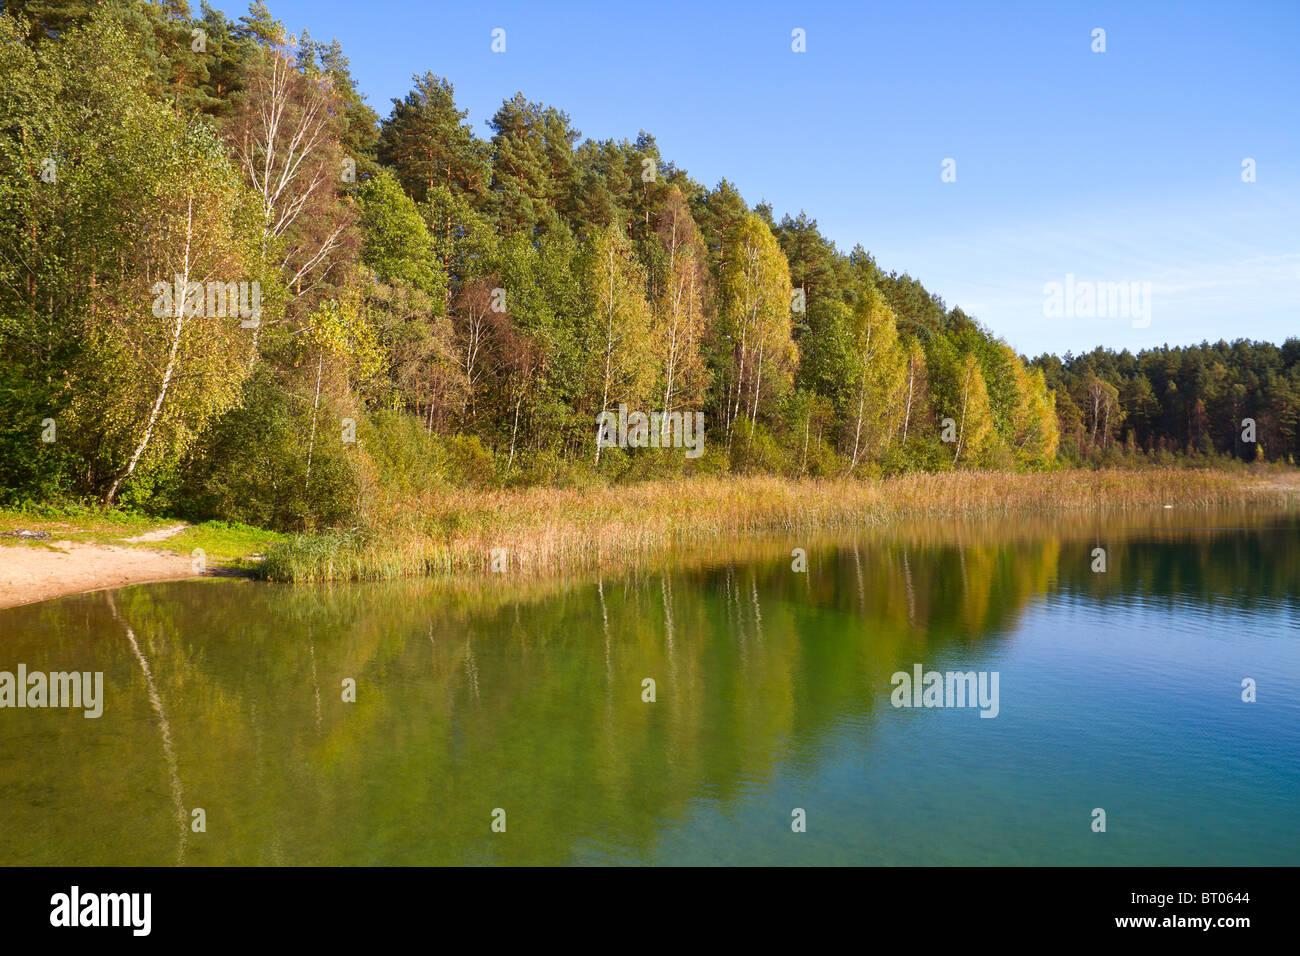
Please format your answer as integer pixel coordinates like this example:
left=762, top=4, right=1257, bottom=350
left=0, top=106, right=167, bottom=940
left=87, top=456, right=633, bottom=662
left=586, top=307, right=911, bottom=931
left=1, top=509, right=1297, bottom=865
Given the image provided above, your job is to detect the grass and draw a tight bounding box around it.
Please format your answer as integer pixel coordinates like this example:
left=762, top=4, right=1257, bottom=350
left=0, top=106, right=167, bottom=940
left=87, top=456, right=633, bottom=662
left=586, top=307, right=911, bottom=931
left=7, top=467, right=1295, bottom=585
left=150, top=521, right=286, bottom=567
left=256, top=466, right=1300, bottom=583
left=0, top=503, right=165, bottom=543
left=0, top=506, right=283, bottom=568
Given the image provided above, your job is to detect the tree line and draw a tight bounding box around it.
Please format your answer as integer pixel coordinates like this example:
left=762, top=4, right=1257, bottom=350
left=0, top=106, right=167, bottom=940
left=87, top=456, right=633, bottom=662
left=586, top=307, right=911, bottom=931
left=1032, top=341, right=1300, bottom=465
left=0, top=1, right=1290, bottom=530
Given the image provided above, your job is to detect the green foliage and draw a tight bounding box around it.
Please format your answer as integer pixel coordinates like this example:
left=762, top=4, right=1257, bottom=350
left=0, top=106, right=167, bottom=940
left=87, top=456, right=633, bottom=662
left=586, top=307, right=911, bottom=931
left=356, top=169, right=446, bottom=302
left=1032, top=340, right=1300, bottom=465
left=176, top=373, right=357, bottom=530
left=377, top=72, right=488, bottom=204
left=0, top=10, right=273, bottom=507
left=6, top=0, right=1285, bottom=547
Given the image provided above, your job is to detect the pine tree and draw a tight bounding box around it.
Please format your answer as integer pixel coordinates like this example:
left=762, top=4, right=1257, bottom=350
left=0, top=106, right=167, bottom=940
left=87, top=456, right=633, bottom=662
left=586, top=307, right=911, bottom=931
left=377, top=73, right=487, bottom=204
left=486, top=94, right=579, bottom=236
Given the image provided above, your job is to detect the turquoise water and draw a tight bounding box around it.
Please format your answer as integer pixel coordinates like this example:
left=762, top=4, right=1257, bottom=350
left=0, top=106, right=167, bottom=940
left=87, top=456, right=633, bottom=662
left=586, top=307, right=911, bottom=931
left=1, top=511, right=1297, bottom=865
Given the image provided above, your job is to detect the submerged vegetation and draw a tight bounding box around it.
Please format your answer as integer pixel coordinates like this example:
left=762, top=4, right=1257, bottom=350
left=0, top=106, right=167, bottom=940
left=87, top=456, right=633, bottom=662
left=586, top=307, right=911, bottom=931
left=1, top=2, right=1297, bottom=585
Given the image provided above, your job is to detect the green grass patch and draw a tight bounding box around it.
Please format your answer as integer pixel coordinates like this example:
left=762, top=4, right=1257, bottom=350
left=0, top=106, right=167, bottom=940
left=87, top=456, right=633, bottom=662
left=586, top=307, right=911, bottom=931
left=257, top=529, right=370, bottom=582
left=146, top=521, right=285, bottom=564
left=0, top=508, right=282, bottom=567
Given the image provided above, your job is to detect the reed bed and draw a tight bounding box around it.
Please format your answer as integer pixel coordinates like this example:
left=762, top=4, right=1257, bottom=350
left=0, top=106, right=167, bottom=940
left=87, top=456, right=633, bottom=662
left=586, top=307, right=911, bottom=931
left=258, top=467, right=1300, bottom=583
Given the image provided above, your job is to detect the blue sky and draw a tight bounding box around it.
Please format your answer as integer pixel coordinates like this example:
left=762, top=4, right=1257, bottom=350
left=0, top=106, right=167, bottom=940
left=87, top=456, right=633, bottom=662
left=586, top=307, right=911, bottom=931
left=257, top=0, right=1298, bottom=357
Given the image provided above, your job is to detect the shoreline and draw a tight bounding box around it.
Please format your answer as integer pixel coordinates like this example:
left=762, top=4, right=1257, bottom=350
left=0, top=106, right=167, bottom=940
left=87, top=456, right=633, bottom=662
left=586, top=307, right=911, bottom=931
left=263, top=466, right=1300, bottom=581
left=0, top=541, right=203, bottom=611
left=3, top=467, right=1298, bottom=607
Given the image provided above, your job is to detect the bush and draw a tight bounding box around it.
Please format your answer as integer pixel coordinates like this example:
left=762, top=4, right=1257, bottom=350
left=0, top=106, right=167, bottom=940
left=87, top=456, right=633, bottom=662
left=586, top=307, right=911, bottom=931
left=507, top=447, right=601, bottom=490
left=729, top=417, right=793, bottom=475
left=685, top=442, right=730, bottom=478
left=258, top=528, right=367, bottom=582
left=176, top=373, right=358, bottom=530
left=443, top=434, right=496, bottom=486
left=363, top=409, right=446, bottom=497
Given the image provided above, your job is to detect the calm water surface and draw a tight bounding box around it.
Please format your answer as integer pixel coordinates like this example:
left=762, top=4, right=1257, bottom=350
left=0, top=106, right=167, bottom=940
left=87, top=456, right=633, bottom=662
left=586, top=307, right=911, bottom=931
left=1, top=509, right=1297, bottom=865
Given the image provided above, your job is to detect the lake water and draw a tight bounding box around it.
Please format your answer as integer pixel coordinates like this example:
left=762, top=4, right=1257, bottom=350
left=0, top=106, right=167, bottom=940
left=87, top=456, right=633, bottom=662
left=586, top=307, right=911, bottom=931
left=2, top=508, right=1297, bottom=865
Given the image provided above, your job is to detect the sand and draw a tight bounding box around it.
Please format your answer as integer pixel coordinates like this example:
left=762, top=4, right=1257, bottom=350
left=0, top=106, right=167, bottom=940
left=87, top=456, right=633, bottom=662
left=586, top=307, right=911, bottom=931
left=0, top=541, right=200, bottom=610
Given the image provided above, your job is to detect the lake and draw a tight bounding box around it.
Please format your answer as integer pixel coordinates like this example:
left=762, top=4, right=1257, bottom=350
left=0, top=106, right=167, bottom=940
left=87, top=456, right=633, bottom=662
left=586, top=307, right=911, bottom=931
left=2, top=507, right=1297, bottom=865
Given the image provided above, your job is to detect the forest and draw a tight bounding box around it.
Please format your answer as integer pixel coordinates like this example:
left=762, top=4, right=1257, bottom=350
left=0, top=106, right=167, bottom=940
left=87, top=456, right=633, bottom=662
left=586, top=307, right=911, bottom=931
left=1, top=1, right=1296, bottom=534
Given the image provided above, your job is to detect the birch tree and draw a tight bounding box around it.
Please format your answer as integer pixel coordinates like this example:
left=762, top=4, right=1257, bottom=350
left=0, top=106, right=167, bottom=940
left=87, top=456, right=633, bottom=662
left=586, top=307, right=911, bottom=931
left=94, top=120, right=264, bottom=505
left=225, top=44, right=353, bottom=362
left=1007, top=352, right=1059, bottom=467
left=300, top=283, right=382, bottom=494
left=846, top=284, right=905, bottom=470
left=720, top=214, right=795, bottom=446
left=582, top=224, right=655, bottom=462
left=655, top=187, right=709, bottom=413
left=900, top=342, right=930, bottom=445
left=952, top=353, right=995, bottom=467
left=452, top=280, right=498, bottom=422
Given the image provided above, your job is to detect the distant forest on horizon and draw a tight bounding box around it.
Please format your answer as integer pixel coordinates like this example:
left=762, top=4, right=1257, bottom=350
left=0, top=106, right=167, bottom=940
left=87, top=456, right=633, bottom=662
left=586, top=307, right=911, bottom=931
left=2, top=0, right=1297, bottom=529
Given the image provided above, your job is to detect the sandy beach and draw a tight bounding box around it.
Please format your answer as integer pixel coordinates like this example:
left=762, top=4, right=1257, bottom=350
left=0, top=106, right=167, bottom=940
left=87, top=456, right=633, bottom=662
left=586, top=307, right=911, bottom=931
left=0, top=541, right=199, bottom=610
